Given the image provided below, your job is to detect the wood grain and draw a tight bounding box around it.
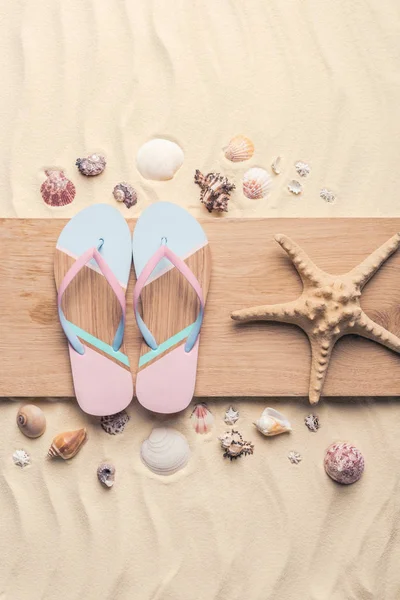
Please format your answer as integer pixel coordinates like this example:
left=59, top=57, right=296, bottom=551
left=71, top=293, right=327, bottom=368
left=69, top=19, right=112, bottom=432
left=1, top=218, right=400, bottom=398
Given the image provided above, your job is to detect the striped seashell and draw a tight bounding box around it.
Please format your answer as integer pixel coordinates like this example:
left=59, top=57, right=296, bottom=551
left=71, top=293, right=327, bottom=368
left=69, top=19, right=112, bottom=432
left=242, top=167, right=272, bottom=199
left=141, top=428, right=190, bottom=476
left=41, top=170, right=76, bottom=207
left=47, top=428, right=87, bottom=460
left=223, top=135, right=254, bottom=162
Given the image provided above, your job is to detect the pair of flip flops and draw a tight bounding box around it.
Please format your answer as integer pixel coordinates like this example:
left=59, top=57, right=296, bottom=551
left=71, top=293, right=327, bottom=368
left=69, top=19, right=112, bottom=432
left=54, top=202, right=211, bottom=416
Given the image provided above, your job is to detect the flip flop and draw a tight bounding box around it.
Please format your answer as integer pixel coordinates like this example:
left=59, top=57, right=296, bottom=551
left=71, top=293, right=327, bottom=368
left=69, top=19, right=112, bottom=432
left=54, top=204, right=133, bottom=416
left=132, top=202, right=211, bottom=413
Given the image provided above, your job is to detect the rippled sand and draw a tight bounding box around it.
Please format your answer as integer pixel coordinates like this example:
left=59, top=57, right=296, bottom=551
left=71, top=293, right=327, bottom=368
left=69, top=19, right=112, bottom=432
left=1, top=1, right=400, bottom=599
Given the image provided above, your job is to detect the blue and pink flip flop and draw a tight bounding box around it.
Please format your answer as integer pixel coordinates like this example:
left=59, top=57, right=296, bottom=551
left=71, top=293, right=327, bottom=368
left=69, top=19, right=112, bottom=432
left=133, top=202, right=211, bottom=413
left=55, top=204, right=133, bottom=416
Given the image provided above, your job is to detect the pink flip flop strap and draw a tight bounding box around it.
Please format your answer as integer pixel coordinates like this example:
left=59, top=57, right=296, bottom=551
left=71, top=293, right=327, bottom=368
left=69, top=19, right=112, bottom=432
left=58, top=244, right=126, bottom=355
left=133, top=243, right=204, bottom=353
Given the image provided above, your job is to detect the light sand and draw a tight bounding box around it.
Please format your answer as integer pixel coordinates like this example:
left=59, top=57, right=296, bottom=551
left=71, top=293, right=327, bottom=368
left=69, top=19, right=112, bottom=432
left=1, top=1, right=400, bottom=599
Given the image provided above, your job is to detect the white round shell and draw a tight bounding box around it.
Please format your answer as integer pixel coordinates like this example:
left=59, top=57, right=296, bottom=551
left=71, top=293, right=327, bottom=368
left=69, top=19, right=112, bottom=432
left=136, top=139, right=184, bottom=181
left=140, top=428, right=190, bottom=476
left=242, top=167, right=272, bottom=199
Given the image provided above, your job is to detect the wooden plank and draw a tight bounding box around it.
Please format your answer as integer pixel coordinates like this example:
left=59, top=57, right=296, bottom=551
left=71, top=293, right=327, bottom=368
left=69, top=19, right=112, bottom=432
left=1, top=218, right=400, bottom=399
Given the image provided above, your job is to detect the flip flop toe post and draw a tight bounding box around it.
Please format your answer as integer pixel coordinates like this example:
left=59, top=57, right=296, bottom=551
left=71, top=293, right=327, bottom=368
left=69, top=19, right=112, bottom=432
left=54, top=204, right=133, bottom=416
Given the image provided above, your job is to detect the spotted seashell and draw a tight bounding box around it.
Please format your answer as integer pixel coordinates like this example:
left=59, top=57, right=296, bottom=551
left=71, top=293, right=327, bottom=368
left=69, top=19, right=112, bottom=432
left=324, top=442, right=364, bottom=485
left=223, top=135, right=254, bottom=162
left=242, top=167, right=272, bottom=200
left=112, top=182, right=138, bottom=209
left=97, top=463, right=116, bottom=488
left=100, top=411, right=130, bottom=435
left=253, top=407, right=292, bottom=437
left=136, top=139, right=184, bottom=181
left=288, top=180, right=302, bottom=195
left=76, top=154, right=106, bottom=177
left=17, top=404, right=46, bottom=438
left=40, top=170, right=76, bottom=207
left=47, top=428, right=87, bottom=460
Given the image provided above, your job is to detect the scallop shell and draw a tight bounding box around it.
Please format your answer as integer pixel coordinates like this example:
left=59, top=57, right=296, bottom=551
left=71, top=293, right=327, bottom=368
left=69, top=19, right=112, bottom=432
left=190, top=403, right=214, bottom=434
left=136, top=139, right=184, bottom=181
left=47, top=428, right=87, bottom=460
left=253, top=407, right=292, bottom=437
left=242, top=167, right=272, bottom=199
left=97, top=463, right=116, bottom=488
left=288, top=180, right=302, bottom=195
left=13, top=449, right=30, bottom=468
left=140, top=428, right=190, bottom=476
left=17, top=404, right=46, bottom=438
left=76, top=153, right=106, bottom=176
left=40, top=170, right=76, bottom=207
left=223, top=135, right=254, bottom=162
left=112, top=182, right=137, bottom=208
left=324, top=442, right=364, bottom=485
left=271, top=156, right=282, bottom=175
left=224, top=406, right=239, bottom=426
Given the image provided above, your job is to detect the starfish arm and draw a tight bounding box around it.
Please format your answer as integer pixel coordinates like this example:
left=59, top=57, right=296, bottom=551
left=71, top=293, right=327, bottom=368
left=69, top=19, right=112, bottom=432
left=353, top=311, right=400, bottom=353
left=231, top=300, right=301, bottom=324
left=308, top=336, right=335, bottom=405
left=348, top=232, right=400, bottom=289
left=274, top=234, right=325, bottom=285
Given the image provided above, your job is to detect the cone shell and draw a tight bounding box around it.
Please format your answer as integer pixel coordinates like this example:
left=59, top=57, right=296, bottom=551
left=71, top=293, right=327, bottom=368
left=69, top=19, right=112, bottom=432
left=224, top=135, right=254, bottom=162
left=47, top=428, right=87, bottom=460
left=17, top=404, right=46, bottom=438
left=141, top=428, right=190, bottom=476
left=242, top=167, right=272, bottom=199
left=324, top=442, right=364, bottom=485
left=253, top=407, right=292, bottom=436
left=190, top=403, right=214, bottom=434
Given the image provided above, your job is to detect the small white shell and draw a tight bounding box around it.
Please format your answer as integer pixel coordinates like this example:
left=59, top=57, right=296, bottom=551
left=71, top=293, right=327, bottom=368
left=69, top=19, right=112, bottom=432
left=320, top=188, right=335, bottom=203
left=141, top=428, right=190, bottom=476
left=295, top=161, right=310, bottom=177
left=136, top=139, right=184, bottom=181
left=288, top=451, right=302, bottom=464
left=224, top=406, right=239, bottom=426
left=13, top=449, right=30, bottom=468
left=253, top=407, right=292, bottom=436
left=271, top=156, right=282, bottom=175
left=242, top=167, right=272, bottom=199
left=190, top=403, right=214, bottom=434
left=97, top=463, right=116, bottom=488
left=288, top=180, right=302, bottom=195
left=223, top=135, right=254, bottom=162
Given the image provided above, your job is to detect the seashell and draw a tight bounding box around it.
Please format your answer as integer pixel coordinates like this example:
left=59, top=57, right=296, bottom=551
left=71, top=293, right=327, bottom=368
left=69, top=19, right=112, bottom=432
left=40, top=170, right=76, bottom=207
left=97, top=463, right=116, bottom=488
left=100, top=411, right=130, bottom=435
left=136, top=139, right=184, bottom=181
left=112, top=182, right=137, bottom=209
left=17, top=404, right=46, bottom=438
left=224, top=406, right=239, bottom=426
left=288, top=180, right=302, bottom=195
left=141, top=428, right=190, bottom=476
left=190, top=403, right=214, bottom=434
left=218, top=430, right=254, bottom=460
left=13, top=449, right=30, bottom=468
left=194, top=170, right=235, bottom=213
left=242, top=167, right=272, bottom=200
left=76, top=153, right=106, bottom=176
left=295, top=161, right=310, bottom=177
left=324, top=442, right=364, bottom=485
left=223, top=135, right=254, bottom=162
left=47, top=428, right=87, bottom=460
left=320, top=188, right=335, bottom=203
left=253, top=407, right=292, bottom=436
left=304, top=414, right=320, bottom=432
left=271, top=156, right=282, bottom=175
left=288, top=450, right=302, bottom=464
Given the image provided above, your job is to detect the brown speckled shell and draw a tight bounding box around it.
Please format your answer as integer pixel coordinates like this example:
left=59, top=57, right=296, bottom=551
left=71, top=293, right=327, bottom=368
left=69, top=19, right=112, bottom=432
left=41, top=170, right=76, bottom=207
left=324, top=442, right=364, bottom=485
left=76, top=154, right=106, bottom=176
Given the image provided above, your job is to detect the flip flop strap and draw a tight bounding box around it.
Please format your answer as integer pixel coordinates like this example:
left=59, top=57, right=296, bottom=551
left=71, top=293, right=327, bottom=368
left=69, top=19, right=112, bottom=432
left=134, top=244, right=204, bottom=353
left=58, top=246, right=126, bottom=355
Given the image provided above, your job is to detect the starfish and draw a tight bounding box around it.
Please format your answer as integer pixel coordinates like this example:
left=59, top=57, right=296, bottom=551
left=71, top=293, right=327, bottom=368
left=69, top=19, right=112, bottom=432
left=231, top=233, right=400, bottom=404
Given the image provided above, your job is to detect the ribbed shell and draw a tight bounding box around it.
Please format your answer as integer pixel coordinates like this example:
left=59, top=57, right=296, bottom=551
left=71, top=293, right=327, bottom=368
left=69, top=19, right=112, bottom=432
left=40, top=170, right=76, bottom=207
left=47, top=428, right=87, bottom=460
left=224, top=135, right=254, bottom=162
left=141, top=428, right=190, bottom=476
left=242, top=167, right=272, bottom=199
left=190, top=403, right=214, bottom=434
